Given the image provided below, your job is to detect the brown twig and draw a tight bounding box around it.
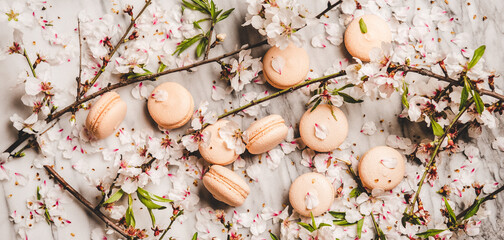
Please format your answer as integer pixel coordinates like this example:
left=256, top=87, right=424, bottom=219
left=389, top=64, right=504, bottom=101
left=76, top=18, right=83, bottom=101
left=203, top=22, right=214, bottom=60
left=315, top=0, right=342, bottom=19
left=43, top=165, right=130, bottom=239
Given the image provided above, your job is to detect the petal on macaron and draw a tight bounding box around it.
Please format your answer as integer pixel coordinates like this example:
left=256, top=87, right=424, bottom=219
left=271, top=56, right=285, bottom=75
left=314, top=123, right=328, bottom=140
left=380, top=157, right=398, bottom=169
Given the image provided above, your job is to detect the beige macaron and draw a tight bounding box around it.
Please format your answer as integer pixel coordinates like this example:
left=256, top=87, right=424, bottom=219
left=299, top=104, right=348, bottom=152
left=147, top=82, right=194, bottom=130
left=203, top=165, right=250, bottom=206
left=199, top=120, right=239, bottom=165
left=245, top=115, right=288, bottom=154
left=262, top=43, right=310, bottom=89
left=344, top=14, right=392, bottom=62
left=85, top=92, right=127, bottom=140
left=358, top=146, right=406, bottom=190
left=289, top=172, right=335, bottom=217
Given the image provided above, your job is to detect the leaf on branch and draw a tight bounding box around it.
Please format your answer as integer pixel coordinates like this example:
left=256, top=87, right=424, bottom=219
left=416, top=229, right=447, bottom=238
left=338, top=92, right=363, bottom=104
left=103, top=189, right=124, bottom=204
left=473, top=91, right=484, bottom=114
left=402, top=83, right=409, bottom=108
left=357, top=218, right=364, bottom=239
left=196, top=37, right=208, bottom=58
left=359, top=18, right=367, bottom=34
left=467, top=45, right=486, bottom=70
left=310, top=98, right=322, bottom=112
left=126, top=194, right=136, bottom=227
left=36, top=186, right=41, bottom=200
left=349, top=187, right=363, bottom=198
left=270, top=232, right=279, bottom=240
left=137, top=187, right=172, bottom=202
left=173, top=34, right=204, bottom=56
left=329, top=211, right=346, bottom=220
left=463, top=198, right=484, bottom=220
left=430, top=117, right=444, bottom=137
left=460, top=83, right=469, bottom=111
left=401, top=213, right=421, bottom=227
left=137, top=192, right=166, bottom=210
left=217, top=8, right=234, bottom=22
left=333, top=219, right=357, bottom=226
left=297, top=222, right=316, bottom=232
left=192, top=232, right=198, bottom=240
left=443, top=197, right=457, bottom=225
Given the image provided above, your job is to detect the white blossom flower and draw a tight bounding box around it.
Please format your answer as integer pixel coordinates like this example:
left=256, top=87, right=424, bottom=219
left=361, top=121, right=377, bottom=135
left=131, top=82, right=154, bottom=100
left=10, top=113, right=44, bottom=134
left=229, top=49, right=262, bottom=91
left=191, top=101, right=218, bottom=130
left=218, top=121, right=246, bottom=154
left=0, top=1, right=34, bottom=30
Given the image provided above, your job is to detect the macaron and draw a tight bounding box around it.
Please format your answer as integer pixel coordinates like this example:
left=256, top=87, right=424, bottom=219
left=262, top=43, right=310, bottom=89
left=85, top=92, right=127, bottom=140
left=199, top=120, right=239, bottom=165
left=245, top=115, right=288, bottom=154
left=344, top=14, right=392, bottom=62
left=147, top=82, right=194, bottom=130
left=299, top=104, right=348, bottom=152
left=203, top=165, right=250, bottom=206
left=289, top=172, right=335, bottom=217
left=358, top=146, right=406, bottom=190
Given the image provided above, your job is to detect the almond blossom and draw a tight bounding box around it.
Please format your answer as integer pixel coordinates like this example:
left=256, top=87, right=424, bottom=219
left=218, top=121, right=246, bottom=155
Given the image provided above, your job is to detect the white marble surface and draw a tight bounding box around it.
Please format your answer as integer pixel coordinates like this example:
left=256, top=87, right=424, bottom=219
left=0, top=0, right=504, bottom=239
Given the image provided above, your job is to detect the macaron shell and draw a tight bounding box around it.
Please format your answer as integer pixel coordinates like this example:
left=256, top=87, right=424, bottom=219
left=299, top=104, right=348, bottom=152
left=199, top=120, right=239, bottom=165
left=262, top=43, right=309, bottom=89
left=344, top=14, right=392, bottom=62
left=203, top=165, right=250, bottom=206
left=358, top=146, right=406, bottom=190
left=147, top=82, right=194, bottom=130
left=246, top=115, right=288, bottom=154
left=289, top=172, right=335, bottom=217
left=85, top=92, right=127, bottom=140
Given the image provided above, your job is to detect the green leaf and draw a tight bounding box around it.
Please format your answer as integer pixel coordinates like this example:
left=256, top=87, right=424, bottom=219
left=210, top=0, right=216, bottom=20
left=269, top=232, right=279, bottom=240
left=191, top=0, right=210, bottom=14
left=103, top=189, right=124, bottom=205
left=443, top=198, right=457, bottom=225
left=36, top=186, right=41, bottom=200
left=318, top=223, right=331, bottom=228
left=335, top=83, right=356, bottom=92
left=463, top=198, right=484, bottom=220
left=310, top=212, right=317, bottom=229
left=376, top=226, right=387, bottom=240
left=173, top=34, right=203, bottom=56
left=192, top=232, right=198, bottom=240
left=359, top=18, right=367, bottom=34
left=357, top=218, right=364, bottom=239
left=402, top=83, right=409, bottom=108
left=148, top=208, right=156, bottom=227
left=430, top=117, right=444, bottom=137
left=157, top=63, right=167, bottom=73
left=196, top=37, right=208, bottom=58
left=333, top=219, right=357, bottom=226
left=126, top=194, right=136, bottom=227
left=349, top=188, right=363, bottom=198
left=338, top=92, right=363, bottom=104
left=297, top=222, right=315, bottom=232
left=460, top=84, right=469, bottom=111
left=137, top=187, right=172, bottom=203
left=467, top=45, right=486, bottom=70
left=182, top=0, right=205, bottom=13
left=473, top=91, right=484, bottom=114
left=137, top=192, right=166, bottom=210
left=310, top=98, right=322, bottom=112
left=416, top=229, right=447, bottom=238
left=401, top=213, right=421, bottom=227
left=329, top=211, right=346, bottom=220
left=217, top=8, right=234, bottom=22
left=44, top=208, right=53, bottom=224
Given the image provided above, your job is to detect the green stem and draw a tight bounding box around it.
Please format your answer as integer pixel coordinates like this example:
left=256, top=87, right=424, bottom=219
left=408, top=99, right=474, bottom=215
left=23, top=49, right=37, bottom=78
left=203, top=22, right=215, bottom=60
left=158, top=210, right=184, bottom=240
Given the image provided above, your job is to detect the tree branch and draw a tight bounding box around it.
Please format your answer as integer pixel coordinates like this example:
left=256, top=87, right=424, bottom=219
left=44, top=165, right=130, bottom=239
left=389, top=64, right=504, bottom=101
